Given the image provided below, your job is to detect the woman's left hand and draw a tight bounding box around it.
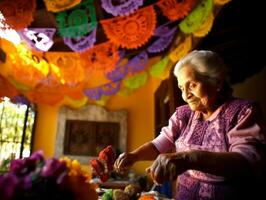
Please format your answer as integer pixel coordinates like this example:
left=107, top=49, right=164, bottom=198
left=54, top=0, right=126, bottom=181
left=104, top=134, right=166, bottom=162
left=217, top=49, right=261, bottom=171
left=146, top=152, right=189, bottom=185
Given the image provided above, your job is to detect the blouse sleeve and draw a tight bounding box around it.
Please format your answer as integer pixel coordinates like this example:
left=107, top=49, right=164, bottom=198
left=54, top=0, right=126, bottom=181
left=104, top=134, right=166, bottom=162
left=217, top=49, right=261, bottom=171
left=152, top=106, right=190, bottom=153
left=227, top=103, right=266, bottom=176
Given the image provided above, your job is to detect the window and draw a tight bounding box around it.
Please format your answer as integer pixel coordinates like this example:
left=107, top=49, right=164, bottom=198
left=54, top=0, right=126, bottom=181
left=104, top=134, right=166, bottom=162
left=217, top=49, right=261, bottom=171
left=0, top=97, right=36, bottom=172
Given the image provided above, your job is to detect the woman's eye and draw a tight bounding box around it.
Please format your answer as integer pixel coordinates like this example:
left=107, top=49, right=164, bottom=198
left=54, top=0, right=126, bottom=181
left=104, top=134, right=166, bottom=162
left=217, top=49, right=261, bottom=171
left=189, top=83, right=196, bottom=89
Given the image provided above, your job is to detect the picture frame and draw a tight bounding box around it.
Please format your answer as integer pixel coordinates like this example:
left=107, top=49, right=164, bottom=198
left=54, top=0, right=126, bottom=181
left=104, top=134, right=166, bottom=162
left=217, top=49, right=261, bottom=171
left=55, top=105, right=127, bottom=164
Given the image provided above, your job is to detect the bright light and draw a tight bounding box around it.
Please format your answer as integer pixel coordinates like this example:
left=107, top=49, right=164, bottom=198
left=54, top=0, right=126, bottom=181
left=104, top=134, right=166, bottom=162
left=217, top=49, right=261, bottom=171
left=22, top=149, right=30, bottom=158
left=0, top=12, right=21, bottom=44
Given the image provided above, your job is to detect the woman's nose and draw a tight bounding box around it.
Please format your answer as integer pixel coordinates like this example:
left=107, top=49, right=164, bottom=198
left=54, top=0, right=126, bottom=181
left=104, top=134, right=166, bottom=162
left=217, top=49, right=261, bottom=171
left=182, top=88, right=191, bottom=101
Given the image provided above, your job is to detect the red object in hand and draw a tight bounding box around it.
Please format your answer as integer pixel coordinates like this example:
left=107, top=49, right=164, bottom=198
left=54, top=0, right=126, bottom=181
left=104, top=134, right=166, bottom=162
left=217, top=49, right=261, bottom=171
left=90, top=159, right=104, bottom=175
left=90, top=159, right=109, bottom=182
left=99, top=145, right=116, bottom=171
left=90, top=145, right=116, bottom=182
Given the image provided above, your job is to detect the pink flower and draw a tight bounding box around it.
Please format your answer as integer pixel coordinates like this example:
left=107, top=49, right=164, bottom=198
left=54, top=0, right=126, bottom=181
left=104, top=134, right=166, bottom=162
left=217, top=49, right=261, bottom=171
left=0, top=151, right=97, bottom=200
left=10, top=150, right=44, bottom=176
left=0, top=173, right=19, bottom=200
left=41, top=158, right=68, bottom=184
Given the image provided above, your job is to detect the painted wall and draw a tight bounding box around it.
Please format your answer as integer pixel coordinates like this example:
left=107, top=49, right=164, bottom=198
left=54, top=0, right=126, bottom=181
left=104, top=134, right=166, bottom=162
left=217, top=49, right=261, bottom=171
left=108, top=77, right=161, bottom=173
left=33, top=65, right=266, bottom=175
left=33, top=72, right=162, bottom=174
left=33, top=105, right=59, bottom=157
left=233, top=67, right=266, bottom=124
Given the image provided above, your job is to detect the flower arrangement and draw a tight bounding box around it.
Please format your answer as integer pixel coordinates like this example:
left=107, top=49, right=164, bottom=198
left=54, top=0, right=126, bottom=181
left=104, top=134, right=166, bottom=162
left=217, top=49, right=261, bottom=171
left=0, top=151, right=98, bottom=200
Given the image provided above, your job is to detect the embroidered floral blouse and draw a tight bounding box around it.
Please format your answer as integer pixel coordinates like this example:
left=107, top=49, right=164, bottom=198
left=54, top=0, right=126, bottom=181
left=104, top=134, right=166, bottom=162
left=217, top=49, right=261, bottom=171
left=152, top=98, right=266, bottom=199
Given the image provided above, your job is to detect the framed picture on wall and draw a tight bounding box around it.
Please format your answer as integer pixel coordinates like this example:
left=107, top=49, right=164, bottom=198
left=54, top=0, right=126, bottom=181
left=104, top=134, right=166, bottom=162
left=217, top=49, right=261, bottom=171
left=64, top=120, right=120, bottom=156
left=55, top=105, right=127, bottom=164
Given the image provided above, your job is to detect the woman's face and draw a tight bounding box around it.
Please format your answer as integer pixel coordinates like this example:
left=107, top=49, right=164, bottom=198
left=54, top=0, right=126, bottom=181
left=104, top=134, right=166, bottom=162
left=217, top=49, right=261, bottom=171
left=177, top=66, right=219, bottom=113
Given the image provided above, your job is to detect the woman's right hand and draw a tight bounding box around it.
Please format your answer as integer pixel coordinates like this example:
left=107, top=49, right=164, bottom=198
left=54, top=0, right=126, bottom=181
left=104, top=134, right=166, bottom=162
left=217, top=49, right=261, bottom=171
left=114, top=152, right=137, bottom=174
left=146, top=152, right=190, bottom=184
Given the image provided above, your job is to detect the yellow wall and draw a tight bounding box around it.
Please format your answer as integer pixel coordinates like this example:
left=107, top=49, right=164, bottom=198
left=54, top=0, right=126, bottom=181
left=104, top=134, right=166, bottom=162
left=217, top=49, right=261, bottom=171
left=33, top=57, right=163, bottom=174
left=33, top=105, right=59, bottom=157
left=107, top=77, right=161, bottom=173
left=233, top=67, right=266, bottom=124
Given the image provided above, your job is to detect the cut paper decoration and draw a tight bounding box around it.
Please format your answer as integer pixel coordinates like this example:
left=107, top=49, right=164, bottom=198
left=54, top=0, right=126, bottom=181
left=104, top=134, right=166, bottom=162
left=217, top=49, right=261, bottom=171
left=105, top=49, right=126, bottom=79
left=169, top=35, right=192, bottom=63
left=0, top=75, right=18, bottom=99
left=101, top=6, right=156, bottom=49
left=100, top=81, right=121, bottom=96
left=7, top=44, right=49, bottom=88
left=80, top=41, right=120, bottom=74
left=106, top=60, right=128, bottom=82
left=156, top=0, right=197, bottom=21
left=9, top=59, right=47, bottom=89
left=0, top=48, right=6, bottom=63
left=27, top=75, right=84, bottom=105
left=149, top=56, right=169, bottom=77
left=19, top=28, right=56, bottom=51
left=0, top=39, right=18, bottom=60
left=126, top=51, right=148, bottom=74
left=26, top=90, right=64, bottom=106
left=94, top=96, right=109, bottom=107
left=0, top=0, right=229, bottom=107
left=153, top=21, right=175, bottom=37
left=193, top=12, right=214, bottom=37
left=83, top=88, right=101, bottom=100
left=48, top=82, right=85, bottom=100
left=56, top=0, right=97, bottom=38
left=44, top=0, right=81, bottom=12
left=123, top=72, right=148, bottom=90
left=147, top=27, right=177, bottom=53
left=101, top=0, right=144, bottom=16
left=45, top=52, right=85, bottom=85
left=0, top=39, right=44, bottom=91
left=63, top=26, right=97, bottom=52
left=9, top=78, right=31, bottom=92
left=214, top=0, right=231, bottom=6
left=11, top=95, right=29, bottom=105
left=84, top=80, right=121, bottom=100
left=179, top=0, right=213, bottom=34
left=13, top=47, right=50, bottom=77
left=63, top=95, right=88, bottom=109
left=0, top=0, right=36, bottom=30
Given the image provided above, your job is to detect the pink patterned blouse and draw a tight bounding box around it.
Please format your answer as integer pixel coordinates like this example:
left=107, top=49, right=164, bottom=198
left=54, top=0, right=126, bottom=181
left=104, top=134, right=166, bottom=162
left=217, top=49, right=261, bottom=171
left=152, top=98, right=266, bottom=199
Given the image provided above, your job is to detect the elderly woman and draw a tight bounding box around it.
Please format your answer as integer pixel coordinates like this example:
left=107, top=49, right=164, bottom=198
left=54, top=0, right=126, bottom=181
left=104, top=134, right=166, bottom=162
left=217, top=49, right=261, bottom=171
left=114, top=50, right=266, bottom=199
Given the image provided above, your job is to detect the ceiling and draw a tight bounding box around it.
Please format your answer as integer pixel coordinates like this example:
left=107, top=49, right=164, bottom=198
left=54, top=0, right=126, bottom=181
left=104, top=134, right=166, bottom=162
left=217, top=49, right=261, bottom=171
left=31, top=0, right=266, bottom=84
left=6, top=0, right=265, bottom=85
left=1, top=0, right=265, bottom=107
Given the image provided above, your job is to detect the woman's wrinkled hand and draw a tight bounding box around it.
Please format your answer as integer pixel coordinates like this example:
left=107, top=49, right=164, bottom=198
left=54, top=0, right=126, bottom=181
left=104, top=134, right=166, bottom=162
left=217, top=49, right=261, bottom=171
left=146, top=152, right=189, bottom=185
left=114, top=152, right=137, bottom=175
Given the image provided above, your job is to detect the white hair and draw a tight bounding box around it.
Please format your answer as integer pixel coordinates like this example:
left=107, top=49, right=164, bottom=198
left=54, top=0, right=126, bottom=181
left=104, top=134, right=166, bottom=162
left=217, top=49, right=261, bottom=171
left=173, top=50, right=229, bottom=85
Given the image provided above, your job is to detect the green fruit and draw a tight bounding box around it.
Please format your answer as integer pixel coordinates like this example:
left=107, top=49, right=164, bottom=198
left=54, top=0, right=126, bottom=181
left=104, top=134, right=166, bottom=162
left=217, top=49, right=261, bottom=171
left=102, top=189, right=113, bottom=200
